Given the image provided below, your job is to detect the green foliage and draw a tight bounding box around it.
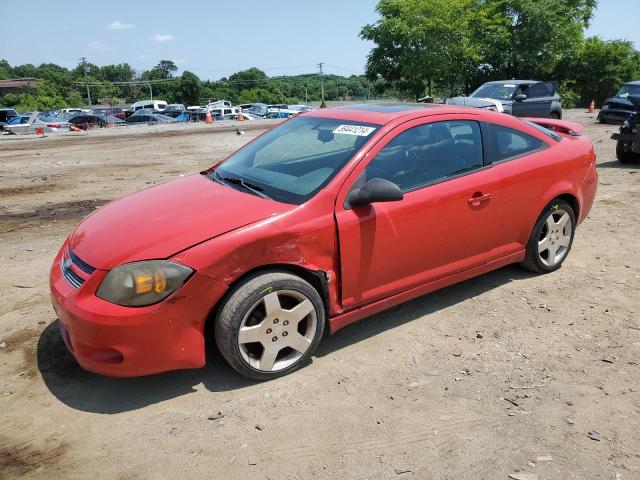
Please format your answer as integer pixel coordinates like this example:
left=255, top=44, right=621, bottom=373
left=362, top=0, right=636, bottom=105
left=570, top=37, right=640, bottom=106
left=557, top=82, right=579, bottom=108
left=361, top=0, right=480, bottom=99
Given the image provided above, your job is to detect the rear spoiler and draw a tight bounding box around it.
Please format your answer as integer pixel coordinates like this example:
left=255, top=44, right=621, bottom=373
left=525, top=117, right=584, bottom=136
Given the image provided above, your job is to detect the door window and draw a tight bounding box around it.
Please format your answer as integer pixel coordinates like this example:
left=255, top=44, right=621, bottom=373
left=363, top=120, right=484, bottom=191
left=527, top=83, right=553, bottom=98
left=491, top=124, right=545, bottom=161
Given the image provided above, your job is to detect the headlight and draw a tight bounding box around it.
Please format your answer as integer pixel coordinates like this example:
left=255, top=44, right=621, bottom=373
left=96, top=260, right=193, bottom=307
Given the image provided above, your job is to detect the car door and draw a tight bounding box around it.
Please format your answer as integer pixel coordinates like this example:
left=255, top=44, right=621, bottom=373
left=518, top=82, right=556, bottom=118
left=335, top=116, right=513, bottom=309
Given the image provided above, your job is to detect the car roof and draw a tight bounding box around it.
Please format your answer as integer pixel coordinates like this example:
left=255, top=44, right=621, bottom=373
left=625, top=81, right=640, bottom=86
left=483, top=80, right=540, bottom=85
left=305, top=103, right=478, bottom=125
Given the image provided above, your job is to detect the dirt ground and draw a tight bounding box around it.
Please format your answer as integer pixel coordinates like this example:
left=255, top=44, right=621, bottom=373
left=0, top=111, right=638, bottom=480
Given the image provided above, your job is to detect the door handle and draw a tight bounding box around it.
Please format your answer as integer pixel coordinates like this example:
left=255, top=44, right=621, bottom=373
left=468, top=192, right=492, bottom=207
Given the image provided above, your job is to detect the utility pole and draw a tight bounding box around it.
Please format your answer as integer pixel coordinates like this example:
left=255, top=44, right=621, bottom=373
left=318, top=62, right=326, bottom=108
left=81, top=57, right=92, bottom=106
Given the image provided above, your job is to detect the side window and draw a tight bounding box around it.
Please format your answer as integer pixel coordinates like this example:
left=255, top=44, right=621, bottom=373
left=363, top=120, right=484, bottom=192
left=527, top=83, right=553, bottom=98
left=491, top=124, right=545, bottom=161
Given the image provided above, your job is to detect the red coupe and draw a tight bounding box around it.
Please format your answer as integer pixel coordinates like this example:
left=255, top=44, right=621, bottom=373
left=50, top=104, right=598, bottom=379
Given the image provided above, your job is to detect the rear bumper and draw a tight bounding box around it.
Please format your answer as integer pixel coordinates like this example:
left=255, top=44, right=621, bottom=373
left=50, top=243, right=228, bottom=377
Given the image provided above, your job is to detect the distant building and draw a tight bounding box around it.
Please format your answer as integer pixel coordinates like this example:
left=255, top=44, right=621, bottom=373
left=0, top=78, right=40, bottom=96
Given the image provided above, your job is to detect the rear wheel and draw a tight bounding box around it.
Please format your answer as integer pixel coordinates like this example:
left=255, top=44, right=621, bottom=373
left=616, top=139, right=640, bottom=164
left=214, top=272, right=325, bottom=380
left=550, top=111, right=562, bottom=120
left=520, top=199, right=575, bottom=274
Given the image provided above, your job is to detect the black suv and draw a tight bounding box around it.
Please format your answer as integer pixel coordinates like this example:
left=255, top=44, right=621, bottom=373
left=598, top=81, right=640, bottom=124
left=612, top=94, right=640, bottom=163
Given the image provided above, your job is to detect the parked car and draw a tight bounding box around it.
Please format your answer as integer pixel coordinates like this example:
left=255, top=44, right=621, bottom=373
left=162, top=104, right=190, bottom=122
left=91, top=107, right=125, bottom=120
left=60, top=108, right=89, bottom=115
left=124, top=113, right=177, bottom=124
left=125, top=100, right=168, bottom=117
left=449, top=80, right=563, bottom=119
left=68, top=114, right=124, bottom=130
left=611, top=94, right=640, bottom=163
left=0, top=108, right=18, bottom=129
left=240, top=103, right=268, bottom=117
left=3, top=111, right=70, bottom=135
left=266, top=104, right=291, bottom=118
left=289, top=104, right=314, bottom=114
left=597, top=81, right=640, bottom=124
left=50, top=104, right=597, bottom=380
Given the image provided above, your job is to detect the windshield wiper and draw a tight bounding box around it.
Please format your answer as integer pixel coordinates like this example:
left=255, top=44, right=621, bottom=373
left=213, top=170, right=272, bottom=200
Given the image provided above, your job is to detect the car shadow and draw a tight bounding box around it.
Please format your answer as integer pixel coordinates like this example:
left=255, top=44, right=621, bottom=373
left=598, top=159, right=640, bottom=169
left=38, top=264, right=535, bottom=414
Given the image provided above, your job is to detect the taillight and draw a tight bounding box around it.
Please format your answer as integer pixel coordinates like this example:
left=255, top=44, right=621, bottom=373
left=47, top=123, right=61, bottom=128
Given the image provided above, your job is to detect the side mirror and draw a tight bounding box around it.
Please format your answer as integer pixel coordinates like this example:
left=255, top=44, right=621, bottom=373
left=514, top=94, right=527, bottom=102
left=346, top=178, right=403, bottom=209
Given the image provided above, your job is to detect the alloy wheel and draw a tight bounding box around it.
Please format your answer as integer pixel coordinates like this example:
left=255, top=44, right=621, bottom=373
left=537, top=208, right=573, bottom=267
left=237, top=289, right=318, bottom=372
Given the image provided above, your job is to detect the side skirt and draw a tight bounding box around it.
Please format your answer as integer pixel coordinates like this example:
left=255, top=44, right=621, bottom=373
left=328, top=250, right=525, bottom=334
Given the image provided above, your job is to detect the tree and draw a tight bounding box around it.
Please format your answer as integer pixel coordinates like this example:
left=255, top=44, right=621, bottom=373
left=361, top=0, right=480, bottom=100
left=473, top=0, right=597, bottom=82
left=570, top=37, right=640, bottom=106
left=178, top=71, right=201, bottom=105
left=0, top=59, right=11, bottom=79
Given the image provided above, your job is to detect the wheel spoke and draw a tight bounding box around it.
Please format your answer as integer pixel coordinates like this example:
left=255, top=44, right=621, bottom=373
left=238, top=324, right=263, bottom=345
left=538, top=237, right=551, bottom=254
left=258, top=345, right=280, bottom=371
left=283, top=299, right=314, bottom=325
left=557, top=212, right=570, bottom=230
left=558, top=234, right=571, bottom=247
left=263, top=292, right=281, bottom=317
left=287, top=333, right=312, bottom=354
left=545, top=215, right=555, bottom=232
left=547, top=244, right=559, bottom=265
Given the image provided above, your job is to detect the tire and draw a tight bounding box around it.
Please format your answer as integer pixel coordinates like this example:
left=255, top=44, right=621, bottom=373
left=520, top=199, right=576, bottom=274
left=214, top=271, right=326, bottom=380
left=550, top=111, right=562, bottom=120
left=616, top=139, right=640, bottom=164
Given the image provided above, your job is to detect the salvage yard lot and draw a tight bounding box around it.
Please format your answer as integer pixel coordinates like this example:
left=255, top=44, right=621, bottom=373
left=0, top=110, right=638, bottom=479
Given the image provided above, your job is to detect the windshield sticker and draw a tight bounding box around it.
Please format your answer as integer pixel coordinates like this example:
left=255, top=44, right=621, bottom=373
left=332, top=125, right=376, bottom=136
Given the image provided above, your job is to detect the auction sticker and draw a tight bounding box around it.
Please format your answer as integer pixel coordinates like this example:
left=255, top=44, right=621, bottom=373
left=333, top=125, right=376, bottom=136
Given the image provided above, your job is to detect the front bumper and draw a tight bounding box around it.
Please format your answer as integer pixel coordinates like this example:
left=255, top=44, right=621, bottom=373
left=598, top=109, right=632, bottom=124
left=49, top=242, right=228, bottom=377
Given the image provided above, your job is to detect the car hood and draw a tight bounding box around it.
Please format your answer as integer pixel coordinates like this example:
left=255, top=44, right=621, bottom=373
left=448, top=96, right=510, bottom=111
left=68, top=174, right=294, bottom=270
left=604, top=97, right=634, bottom=109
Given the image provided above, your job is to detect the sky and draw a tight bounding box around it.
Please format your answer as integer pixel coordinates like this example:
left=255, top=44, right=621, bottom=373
left=0, top=0, right=637, bottom=80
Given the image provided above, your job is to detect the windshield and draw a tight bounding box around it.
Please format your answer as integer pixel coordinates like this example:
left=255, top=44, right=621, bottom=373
left=616, top=84, right=640, bottom=98
left=471, top=83, right=518, bottom=100
left=211, top=116, right=379, bottom=204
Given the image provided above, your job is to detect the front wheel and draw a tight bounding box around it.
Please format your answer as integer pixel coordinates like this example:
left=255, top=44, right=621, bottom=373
left=214, top=272, right=325, bottom=380
left=520, top=199, right=576, bottom=274
left=616, top=139, right=640, bottom=164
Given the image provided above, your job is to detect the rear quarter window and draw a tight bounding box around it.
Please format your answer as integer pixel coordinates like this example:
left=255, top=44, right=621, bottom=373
left=491, top=124, right=546, bottom=162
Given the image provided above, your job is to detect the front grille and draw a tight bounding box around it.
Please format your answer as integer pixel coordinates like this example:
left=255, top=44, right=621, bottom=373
left=608, top=102, right=633, bottom=111
left=68, top=247, right=95, bottom=275
left=61, top=247, right=95, bottom=288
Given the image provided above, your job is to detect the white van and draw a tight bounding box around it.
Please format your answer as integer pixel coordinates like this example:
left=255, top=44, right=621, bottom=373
left=127, top=100, right=168, bottom=113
